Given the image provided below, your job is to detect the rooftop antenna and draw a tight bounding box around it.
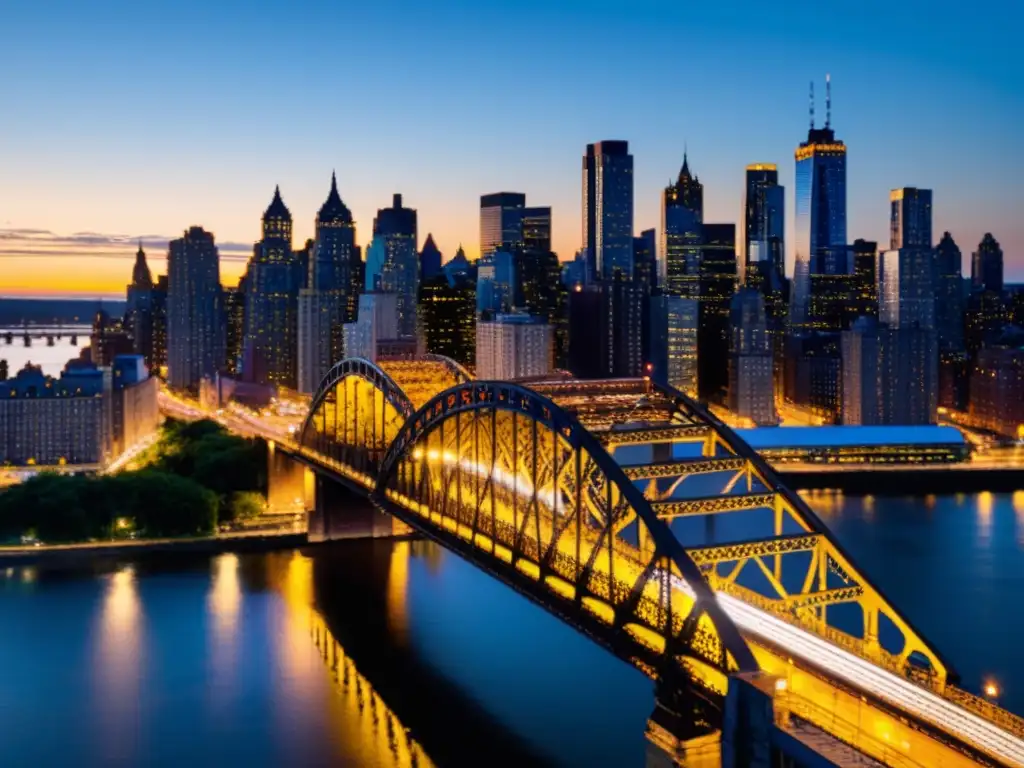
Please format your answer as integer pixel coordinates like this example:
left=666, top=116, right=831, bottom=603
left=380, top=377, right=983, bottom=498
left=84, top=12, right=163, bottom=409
left=809, top=81, right=815, bottom=130
left=825, top=73, right=832, bottom=129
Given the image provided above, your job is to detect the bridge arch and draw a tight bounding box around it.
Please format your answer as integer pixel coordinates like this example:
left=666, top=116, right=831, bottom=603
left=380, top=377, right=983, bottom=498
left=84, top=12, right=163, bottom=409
left=652, top=381, right=956, bottom=687
left=374, top=380, right=757, bottom=691
left=299, top=357, right=415, bottom=488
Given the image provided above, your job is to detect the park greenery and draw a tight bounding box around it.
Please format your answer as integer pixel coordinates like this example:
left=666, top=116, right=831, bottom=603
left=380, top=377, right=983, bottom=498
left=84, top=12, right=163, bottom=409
left=0, top=419, right=268, bottom=544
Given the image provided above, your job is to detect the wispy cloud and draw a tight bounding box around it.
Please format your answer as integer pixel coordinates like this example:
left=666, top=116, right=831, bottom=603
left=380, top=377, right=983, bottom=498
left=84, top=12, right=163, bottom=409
left=0, top=228, right=252, bottom=261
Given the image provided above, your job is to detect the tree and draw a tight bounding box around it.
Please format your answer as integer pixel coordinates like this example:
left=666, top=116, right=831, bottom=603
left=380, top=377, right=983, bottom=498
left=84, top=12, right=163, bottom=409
left=226, top=491, right=264, bottom=523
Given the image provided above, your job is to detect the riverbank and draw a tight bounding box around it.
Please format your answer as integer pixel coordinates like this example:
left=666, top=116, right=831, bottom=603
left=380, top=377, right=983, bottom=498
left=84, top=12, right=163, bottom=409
left=780, top=466, right=1024, bottom=494
left=0, top=529, right=307, bottom=567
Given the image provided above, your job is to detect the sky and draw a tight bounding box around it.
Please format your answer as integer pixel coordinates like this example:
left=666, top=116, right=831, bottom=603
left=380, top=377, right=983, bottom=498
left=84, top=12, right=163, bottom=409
left=1, top=0, right=1022, bottom=299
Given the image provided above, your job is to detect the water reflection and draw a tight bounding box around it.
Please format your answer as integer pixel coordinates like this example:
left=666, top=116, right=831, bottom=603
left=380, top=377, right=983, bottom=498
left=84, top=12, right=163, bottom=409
left=978, top=491, right=994, bottom=545
left=207, top=554, right=241, bottom=711
left=1014, top=491, right=1024, bottom=547
left=387, top=540, right=410, bottom=646
left=93, top=566, right=143, bottom=764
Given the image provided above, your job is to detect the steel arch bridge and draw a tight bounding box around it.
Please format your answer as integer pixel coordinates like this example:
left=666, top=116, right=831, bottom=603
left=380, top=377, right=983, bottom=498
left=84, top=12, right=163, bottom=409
left=296, top=358, right=954, bottom=691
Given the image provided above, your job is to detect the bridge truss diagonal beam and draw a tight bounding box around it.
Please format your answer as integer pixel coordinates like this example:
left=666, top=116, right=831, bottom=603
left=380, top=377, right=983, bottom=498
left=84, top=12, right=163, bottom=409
left=621, top=457, right=748, bottom=481
left=687, top=534, right=821, bottom=566
left=653, top=493, right=777, bottom=519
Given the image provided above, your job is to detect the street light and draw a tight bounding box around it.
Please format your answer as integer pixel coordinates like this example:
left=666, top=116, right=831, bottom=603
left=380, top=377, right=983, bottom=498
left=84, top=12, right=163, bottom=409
left=984, top=680, right=1000, bottom=700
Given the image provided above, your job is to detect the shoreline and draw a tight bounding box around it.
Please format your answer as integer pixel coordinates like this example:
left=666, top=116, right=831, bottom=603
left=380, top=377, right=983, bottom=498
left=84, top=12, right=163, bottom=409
left=780, top=467, right=1024, bottom=494
left=0, top=529, right=308, bottom=566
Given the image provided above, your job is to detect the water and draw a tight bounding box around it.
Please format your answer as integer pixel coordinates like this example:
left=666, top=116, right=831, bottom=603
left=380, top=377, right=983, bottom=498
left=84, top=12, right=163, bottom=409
left=0, top=326, right=91, bottom=377
left=1, top=492, right=1022, bottom=767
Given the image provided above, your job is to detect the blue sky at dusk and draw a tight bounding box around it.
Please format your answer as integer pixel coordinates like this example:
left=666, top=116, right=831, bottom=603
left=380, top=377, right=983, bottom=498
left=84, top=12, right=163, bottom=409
left=1, top=0, right=1021, bottom=297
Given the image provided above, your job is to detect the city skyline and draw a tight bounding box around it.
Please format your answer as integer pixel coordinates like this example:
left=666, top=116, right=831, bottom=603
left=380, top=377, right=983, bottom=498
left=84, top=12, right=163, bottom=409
left=2, top=0, right=1021, bottom=298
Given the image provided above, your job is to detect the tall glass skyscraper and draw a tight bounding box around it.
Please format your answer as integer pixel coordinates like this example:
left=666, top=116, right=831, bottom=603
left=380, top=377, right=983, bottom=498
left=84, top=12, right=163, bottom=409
left=742, top=163, right=785, bottom=286
left=971, top=233, right=1004, bottom=294
left=480, top=192, right=525, bottom=255
left=889, top=187, right=932, bottom=250
left=792, top=82, right=847, bottom=327
left=373, top=193, right=419, bottom=339
left=659, top=152, right=703, bottom=298
left=582, top=141, right=634, bottom=282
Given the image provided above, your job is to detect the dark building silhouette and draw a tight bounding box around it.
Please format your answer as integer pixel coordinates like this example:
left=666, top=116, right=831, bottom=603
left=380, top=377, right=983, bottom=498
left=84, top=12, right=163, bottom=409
left=785, top=331, right=841, bottom=424
left=848, top=239, right=878, bottom=324
left=521, top=207, right=552, bottom=254
left=443, top=245, right=473, bottom=286
left=125, top=242, right=154, bottom=368
left=698, top=223, right=738, bottom=402
left=583, top=141, right=634, bottom=281
left=91, top=308, right=133, bottom=367
left=419, top=273, right=476, bottom=367
left=971, top=233, right=1003, bottom=294
left=167, top=226, right=224, bottom=391
left=659, top=152, right=703, bottom=299
left=633, top=228, right=657, bottom=293
left=966, top=290, right=1009, bottom=358
left=728, top=288, right=777, bottom=425
left=373, top=193, right=419, bottom=339
left=223, top=285, right=245, bottom=375
left=933, top=232, right=966, bottom=354
left=568, top=278, right=644, bottom=379
left=150, top=275, right=168, bottom=373
left=516, top=249, right=568, bottom=368
left=242, top=187, right=304, bottom=389
left=420, top=233, right=443, bottom=283
left=742, top=164, right=785, bottom=287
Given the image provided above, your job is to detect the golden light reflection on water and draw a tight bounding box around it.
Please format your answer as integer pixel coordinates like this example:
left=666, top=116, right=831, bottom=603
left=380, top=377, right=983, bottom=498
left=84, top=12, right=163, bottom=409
left=262, top=550, right=433, bottom=767
left=978, top=491, right=994, bottom=544
left=1013, top=491, right=1024, bottom=547
left=209, top=553, right=241, bottom=640
left=387, top=541, right=410, bottom=646
left=94, top=566, right=143, bottom=763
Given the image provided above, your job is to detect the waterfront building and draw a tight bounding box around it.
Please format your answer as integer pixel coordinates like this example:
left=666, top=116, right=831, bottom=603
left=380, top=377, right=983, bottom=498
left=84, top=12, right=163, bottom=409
left=475, top=313, right=552, bottom=380
left=741, top=163, right=785, bottom=287
left=792, top=78, right=847, bottom=327
left=969, top=346, right=1024, bottom=439
left=298, top=173, right=360, bottom=393
left=242, top=188, right=304, bottom=389
left=419, top=234, right=443, bottom=283
left=480, top=192, right=525, bottom=255
left=734, top=425, right=968, bottom=465
left=166, top=226, right=224, bottom=391
left=728, top=288, right=778, bottom=425
left=583, top=141, right=634, bottom=281
left=659, top=152, right=703, bottom=299
left=971, top=233, right=1004, bottom=294
left=418, top=274, right=476, bottom=367
left=373, top=194, right=419, bottom=339
left=698, top=223, right=738, bottom=402
left=125, top=242, right=154, bottom=367
left=648, top=294, right=699, bottom=397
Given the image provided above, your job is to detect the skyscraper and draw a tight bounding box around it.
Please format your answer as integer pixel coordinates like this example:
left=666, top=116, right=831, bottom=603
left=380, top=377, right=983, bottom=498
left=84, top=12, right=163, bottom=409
left=933, top=232, right=966, bottom=354
left=419, top=273, right=476, bottom=367
left=792, top=77, right=847, bottom=327
left=297, top=173, right=359, bottom=393
left=583, top=141, right=634, bottom=281
left=521, top=207, right=552, bottom=254
left=373, top=193, right=419, bottom=339
left=242, top=186, right=304, bottom=389
left=223, top=285, right=245, bottom=375
left=125, top=242, right=154, bottom=368
left=480, top=193, right=526, bottom=255
left=848, top=239, right=878, bottom=323
left=648, top=294, right=699, bottom=397
left=741, top=164, right=785, bottom=286
left=476, top=250, right=516, bottom=315
left=167, top=226, right=225, bottom=391
left=419, top=234, right=443, bottom=283
left=515, top=249, right=568, bottom=368
left=698, top=223, right=738, bottom=402
left=475, top=313, right=552, bottom=380
left=889, top=187, right=932, bottom=249
left=633, top=229, right=657, bottom=292
left=728, top=288, right=778, bottom=425
left=568, top=279, right=643, bottom=379
left=659, top=153, right=703, bottom=298
left=971, top=233, right=1004, bottom=294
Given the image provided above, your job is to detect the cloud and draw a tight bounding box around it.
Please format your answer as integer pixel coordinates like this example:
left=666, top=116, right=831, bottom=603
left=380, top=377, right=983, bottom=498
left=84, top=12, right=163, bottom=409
left=0, top=228, right=253, bottom=260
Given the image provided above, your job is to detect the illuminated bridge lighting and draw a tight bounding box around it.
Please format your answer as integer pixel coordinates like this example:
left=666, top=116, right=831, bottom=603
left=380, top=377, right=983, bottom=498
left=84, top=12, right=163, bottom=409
left=412, top=448, right=562, bottom=512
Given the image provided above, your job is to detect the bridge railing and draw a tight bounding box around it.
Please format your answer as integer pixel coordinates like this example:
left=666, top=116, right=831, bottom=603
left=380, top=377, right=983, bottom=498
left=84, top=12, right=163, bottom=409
left=943, top=686, right=1024, bottom=741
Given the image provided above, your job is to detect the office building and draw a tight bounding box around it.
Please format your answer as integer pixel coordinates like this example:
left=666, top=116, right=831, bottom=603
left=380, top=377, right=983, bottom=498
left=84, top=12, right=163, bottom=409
left=698, top=223, right=738, bottom=402
left=443, top=245, right=473, bottom=286
left=648, top=294, right=699, bottom=397
left=633, top=229, right=657, bottom=292
left=419, top=273, right=476, bottom=367
left=969, top=347, right=1024, bottom=439
left=167, top=226, right=224, bottom=391
left=933, top=232, right=966, bottom=354
left=242, top=187, right=304, bottom=389
left=373, top=193, right=419, bottom=339
left=515, top=249, right=568, bottom=367
left=342, top=293, right=401, bottom=362
left=90, top=308, right=133, bottom=367
left=965, top=290, right=1009, bottom=357
left=476, top=250, right=516, bottom=315
left=841, top=317, right=885, bottom=425
left=480, top=192, right=525, bottom=255
left=583, top=141, right=634, bottom=281
left=971, top=233, right=1003, bottom=294
left=298, top=173, right=360, bottom=393
left=728, top=289, right=778, bottom=425
left=659, top=152, right=703, bottom=298
left=880, top=247, right=936, bottom=329
left=785, top=332, right=842, bottom=424
left=792, top=77, right=847, bottom=326
left=568, top=279, right=644, bottom=379
left=223, top=285, right=245, bottom=375
left=125, top=242, right=154, bottom=367
left=475, top=313, right=552, bottom=380
left=848, top=239, right=878, bottom=323
left=742, top=164, right=785, bottom=287
left=521, top=207, right=552, bottom=254
left=150, top=275, right=168, bottom=373
left=420, top=233, right=443, bottom=283
left=890, top=188, right=932, bottom=249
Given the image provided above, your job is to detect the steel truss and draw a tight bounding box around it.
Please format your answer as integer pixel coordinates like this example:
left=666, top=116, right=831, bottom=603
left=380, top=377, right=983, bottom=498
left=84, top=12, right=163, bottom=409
left=374, top=381, right=757, bottom=692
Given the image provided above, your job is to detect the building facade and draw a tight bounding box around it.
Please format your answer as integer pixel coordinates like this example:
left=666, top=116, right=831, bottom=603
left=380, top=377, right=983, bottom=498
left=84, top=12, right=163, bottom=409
left=742, top=163, right=785, bottom=287
left=480, top=192, right=526, bottom=255
left=167, top=226, right=224, bottom=391
left=125, top=242, right=154, bottom=367
left=475, top=313, right=552, bottom=380
left=971, top=233, right=1004, bottom=294
left=342, top=293, right=401, bottom=362
left=659, top=153, right=703, bottom=299
left=890, top=187, right=932, bottom=250
left=648, top=294, right=699, bottom=397
left=583, top=141, right=634, bottom=281
left=419, top=274, right=476, bottom=367
left=728, top=288, right=778, bottom=425
left=373, top=194, right=419, bottom=339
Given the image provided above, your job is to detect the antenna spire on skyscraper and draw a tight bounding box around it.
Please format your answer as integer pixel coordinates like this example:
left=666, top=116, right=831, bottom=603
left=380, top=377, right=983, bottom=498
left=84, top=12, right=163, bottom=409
left=809, top=81, right=815, bottom=129
left=825, top=73, right=832, bottom=129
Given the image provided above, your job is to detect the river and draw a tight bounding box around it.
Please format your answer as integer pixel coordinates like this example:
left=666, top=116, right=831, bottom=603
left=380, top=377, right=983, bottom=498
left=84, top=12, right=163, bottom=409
left=0, top=326, right=91, bottom=377
left=1, top=491, right=1022, bottom=767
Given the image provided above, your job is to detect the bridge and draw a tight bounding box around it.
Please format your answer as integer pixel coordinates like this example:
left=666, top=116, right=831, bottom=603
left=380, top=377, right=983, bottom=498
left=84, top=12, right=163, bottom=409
left=177, top=356, right=1024, bottom=767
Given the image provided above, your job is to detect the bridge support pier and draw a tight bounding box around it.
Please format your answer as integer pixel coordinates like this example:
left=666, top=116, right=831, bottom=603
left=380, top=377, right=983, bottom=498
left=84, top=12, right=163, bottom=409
left=644, top=682, right=722, bottom=768
left=308, top=475, right=405, bottom=542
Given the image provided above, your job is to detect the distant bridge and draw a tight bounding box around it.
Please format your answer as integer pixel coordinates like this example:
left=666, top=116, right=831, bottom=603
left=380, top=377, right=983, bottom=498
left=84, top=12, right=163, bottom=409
left=204, top=356, right=1024, bottom=766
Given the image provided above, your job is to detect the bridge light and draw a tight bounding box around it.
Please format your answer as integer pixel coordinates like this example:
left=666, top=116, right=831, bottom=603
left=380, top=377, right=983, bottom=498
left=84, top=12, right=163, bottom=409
left=984, top=680, right=1000, bottom=699
left=774, top=678, right=788, bottom=692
